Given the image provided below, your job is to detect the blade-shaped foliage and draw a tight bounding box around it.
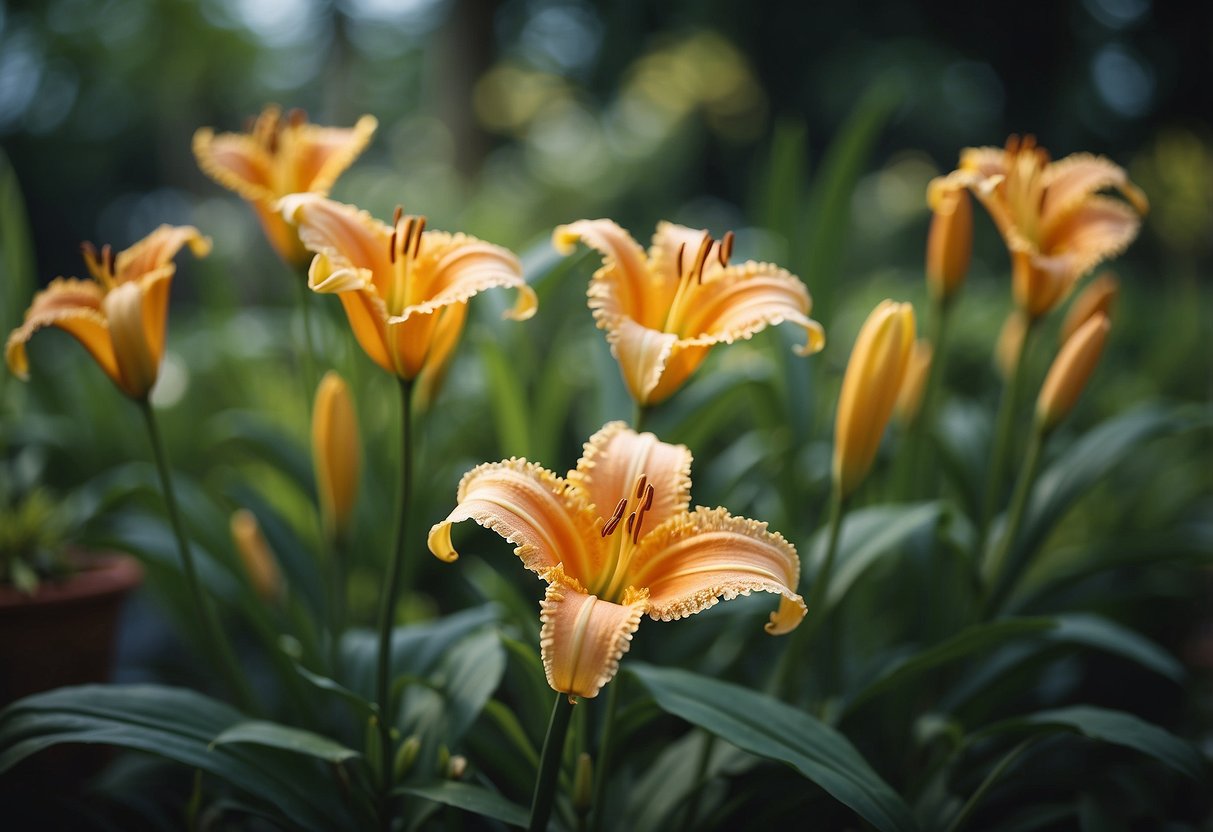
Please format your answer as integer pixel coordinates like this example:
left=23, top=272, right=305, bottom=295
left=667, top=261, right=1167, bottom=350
left=977, top=706, right=1205, bottom=782
left=212, top=720, right=359, bottom=763
left=0, top=685, right=354, bottom=830
left=396, top=780, right=529, bottom=827
left=628, top=663, right=919, bottom=832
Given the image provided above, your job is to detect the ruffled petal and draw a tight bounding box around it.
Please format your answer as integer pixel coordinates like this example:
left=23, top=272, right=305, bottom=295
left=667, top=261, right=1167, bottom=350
left=567, top=421, right=692, bottom=529
left=676, top=262, right=825, bottom=356
left=427, top=459, right=605, bottom=587
left=114, top=225, right=211, bottom=283
left=599, top=315, right=678, bottom=404
left=280, top=194, right=392, bottom=291
left=288, top=115, right=378, bottom=195
left=1040, top=153, right=1148, bottom=238
left=649, top=221, right=725, bottom=287
left=555, top=219, right=654, bottom=326
left=539, top=574, right=647, bottom=698
left=396, top=231, right=536, bottom=323
left=101, top=277, right=164, bottom=399
left=6, top=278, right=117, bottom=385
left=193, top=128, right=276, bottom=202
left=627, top=506, right=805, bottom=635
left=1043, top=195, right=1143, bottom=284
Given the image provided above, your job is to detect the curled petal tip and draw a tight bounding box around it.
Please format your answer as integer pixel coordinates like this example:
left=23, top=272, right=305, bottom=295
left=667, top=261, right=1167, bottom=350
left=551, top=225, right=582, bottom=256
left=792, top=319, right=826, bottom=357
left=428, top=520, right=460, bottom=563
left=503, top=283, right=539, bottom=321
left=764, top=594, right=808, bottom=635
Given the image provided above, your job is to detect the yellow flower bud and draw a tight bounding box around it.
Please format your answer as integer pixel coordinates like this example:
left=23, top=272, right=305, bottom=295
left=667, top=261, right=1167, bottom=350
left=312, top=372, right=361, bottom=540
left=894, top=339, right=933, bottom=424
left=1036, top=313, right=1110, bottom=433
left=833, top=300, right=916, bottom=497
left=1060, top=272, right=1118, bottom=345
left=994, top=311, right=1027, bottom=380
left=925, top=182, right=972, bottom=302
left=230, top=509, right=283, bottom=603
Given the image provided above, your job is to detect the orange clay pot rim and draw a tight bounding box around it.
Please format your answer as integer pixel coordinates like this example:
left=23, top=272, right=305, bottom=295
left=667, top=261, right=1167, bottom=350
left=0, top=552, right=143, bottom=610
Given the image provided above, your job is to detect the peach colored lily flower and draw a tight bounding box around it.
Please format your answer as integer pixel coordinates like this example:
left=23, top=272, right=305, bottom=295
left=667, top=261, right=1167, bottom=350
left=428, top=422, right=805, bottom=699
left=930, top=135, right=1147, bottom=320
left=280, top=194, right=536, bottom=380
left=193, top=106, right=377, bottom=267
left=6, top=226, right=210, bottom=400
left=553, top=220, right=825, bottom=405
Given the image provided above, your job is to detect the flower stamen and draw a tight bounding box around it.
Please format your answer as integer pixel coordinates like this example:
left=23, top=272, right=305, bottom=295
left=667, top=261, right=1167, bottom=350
left=387, top=206, right=427, bottom=316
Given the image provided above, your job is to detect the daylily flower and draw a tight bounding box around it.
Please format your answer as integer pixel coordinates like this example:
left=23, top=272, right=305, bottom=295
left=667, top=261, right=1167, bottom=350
left=6, top=226, right=211, bottom=400
left=193, top=106, right=377, bottom=268
left=553, top=220, right=825, bottom=405
left=930, top=135, right=1147, bottom=320
left=279, top=194, right=536, bottom=380
left=429, top=421, right=805, bottom=699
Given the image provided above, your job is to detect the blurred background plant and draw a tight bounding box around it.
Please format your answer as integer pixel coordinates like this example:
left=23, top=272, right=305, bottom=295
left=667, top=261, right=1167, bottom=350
left=0, top=0, right=1210, bottom=829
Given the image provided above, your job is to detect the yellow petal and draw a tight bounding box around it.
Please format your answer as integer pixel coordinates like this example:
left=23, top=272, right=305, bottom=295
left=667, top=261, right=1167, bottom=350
left=959, top=145, right=1009, bottom=179
left=555, top=219, right=653, bottom=325
left=833, top=300, right=916, bottom=497
left=539, top=575, right=647, bottom=698
left=334, top=288, right=395, bottom=376
left=193, top=128, right=276, bottom=202
left=312, top=371, right=361, bottom=539
left=1043, top=195, right=1143, bottom=286
left=6, top=278, right=117, bottom=385
left=675, top=262, right=825, bottom=357
left=397, top=231, right=535, bottom=322
left=1012, top=249, right=1069, bottom=320
left=627, top=507, right=805, bottom=635
left=414, top=301, right=469, bottom=412
left=1040, top=152, right=1148, bottom=237
left=427, top=459, right=605, bottom=588
left=599, top=315, right=678, bottom=404
left=252, top=200, right=310, bottom=268
left=567, top=421, right=692, bottom=530
left=281, top=194, right=392, bottom=291
left=114, top=225, right=211, bottom=283
left=288, top=114, right=378, bottom=194
left=649, top=221, right=725, bottom=287
left=102, top=276, right=163, bottom=399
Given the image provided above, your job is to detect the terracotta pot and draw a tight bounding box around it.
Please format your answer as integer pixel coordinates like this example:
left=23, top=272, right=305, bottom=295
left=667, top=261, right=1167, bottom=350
left=0, top=553, right=143, bottom=706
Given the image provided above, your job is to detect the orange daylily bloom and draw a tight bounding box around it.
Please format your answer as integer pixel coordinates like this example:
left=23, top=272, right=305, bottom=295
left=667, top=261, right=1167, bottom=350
left=553, top=220, right=825, bottom=405
left=193, top=106, right=377, bottom=267
left=6, top=226, right=211, bottom=400
left=930, top=135, right=1147, bottom=320
left=429, top=422, right=805, bottom=699
left=279, top=194, right=536, bottom=380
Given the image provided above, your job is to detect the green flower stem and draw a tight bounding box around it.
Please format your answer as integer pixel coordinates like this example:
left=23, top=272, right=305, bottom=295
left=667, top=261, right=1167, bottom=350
left=138, top=400, right=256, bottom=713
left=981, top=427, right=1044, bottom=617
left=775, top=487, right=846, bottom=699
left=943, top=739, right=1037, bottom=832
left=977, top=313, right=1036, bottom=552
left=375, top=378, right=415, bottom=811
left=530, top=692, right=576, bottom=832
left=328, top=531, right=348, bottom=675
left=295, top=269, right=319, bottom=395
left=632, top=402, right=650, bottom=433
left=588, top=677, right=621, bottom=832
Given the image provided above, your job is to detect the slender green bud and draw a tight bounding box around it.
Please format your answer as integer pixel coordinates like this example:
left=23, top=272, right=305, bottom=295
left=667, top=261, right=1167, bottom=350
left=393, top=735, right=421, bottom=782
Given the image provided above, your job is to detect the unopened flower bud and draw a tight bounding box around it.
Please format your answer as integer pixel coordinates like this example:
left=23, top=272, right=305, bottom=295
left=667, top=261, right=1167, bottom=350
left=833, top=300, right=916, bottom=498
left=230, top=509, right=283, bottom=603
left=994, top=311, right=1027, bottom=380
left=1060, top=272, right=1118, bottom=344
left=925, top=181, right=972, bottom=302
left=312, top=372, right=361, bottom=540
left=1037, top=313, right=1110, bottom=433
left=447, top=754, right=467, bottom=780
left=393, top=735, right=421, bottom=782
left=573, top=752, right=594, bottom=815
left=894, top=339, right=933, bottom=424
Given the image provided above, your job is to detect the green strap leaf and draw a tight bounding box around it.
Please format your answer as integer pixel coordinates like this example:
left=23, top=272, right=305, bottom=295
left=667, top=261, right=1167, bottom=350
left=396, top=780, right=529, bottom=827
left=628, top=663, right=918, bottom=832
left=977, top=705, right=1206, bottom=782
left=212, top=720, right=359, bottom=763
left=809, top=501, right=946, bottom=607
